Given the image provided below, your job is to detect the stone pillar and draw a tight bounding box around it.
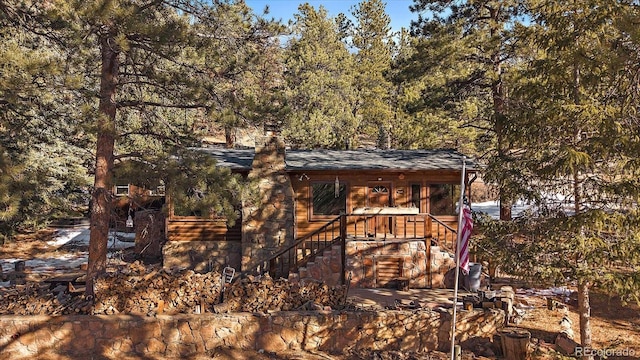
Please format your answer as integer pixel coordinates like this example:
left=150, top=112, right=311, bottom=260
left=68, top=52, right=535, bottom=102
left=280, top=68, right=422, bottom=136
left=241, top=136, right=295, bottom=272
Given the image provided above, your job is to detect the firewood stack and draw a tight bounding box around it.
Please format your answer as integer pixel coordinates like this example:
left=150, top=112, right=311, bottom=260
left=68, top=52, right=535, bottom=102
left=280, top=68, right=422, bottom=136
left=0, top=282, right=93, bottom=315
left=213, top=274, right=347, bottom=313
left=0, top=262, right=347, bottom=316
left=93, top=263, right=223, bottom=316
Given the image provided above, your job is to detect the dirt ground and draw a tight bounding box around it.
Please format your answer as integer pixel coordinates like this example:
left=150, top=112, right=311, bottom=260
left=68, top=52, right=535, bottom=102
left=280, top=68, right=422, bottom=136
left=2, top=231, right=640, bottom=359
left=516, top=288, right=640, bottom=359
left=1, top=229, right=60, bottom=259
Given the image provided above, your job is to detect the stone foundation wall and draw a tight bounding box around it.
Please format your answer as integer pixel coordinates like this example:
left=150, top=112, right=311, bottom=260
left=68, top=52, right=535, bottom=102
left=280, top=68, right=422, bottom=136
left=346, top=240, right=427, bottom=288
left=0, top=309, right=504, bottom=359
left=296, top=244, right=343, bottom=286
left=346, top=241, right=456, bottom=289
left=430, top=246, right=456, bottom=288
left=162, top=241, right=241, bottom=272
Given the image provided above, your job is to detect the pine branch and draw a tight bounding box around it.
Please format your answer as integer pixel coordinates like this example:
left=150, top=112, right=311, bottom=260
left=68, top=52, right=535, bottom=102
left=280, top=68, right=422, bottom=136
left=459, top=122, right=493, bottom=132
left=116, top=100, right=206, bottom=109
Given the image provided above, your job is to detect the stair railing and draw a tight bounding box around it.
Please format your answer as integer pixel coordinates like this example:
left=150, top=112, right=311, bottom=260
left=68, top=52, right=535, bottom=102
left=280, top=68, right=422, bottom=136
left=427, top=214, right=457, bottom=251
left=246, top=213, right=455, bottom=282
left=253, top=215, right=344, bottom=280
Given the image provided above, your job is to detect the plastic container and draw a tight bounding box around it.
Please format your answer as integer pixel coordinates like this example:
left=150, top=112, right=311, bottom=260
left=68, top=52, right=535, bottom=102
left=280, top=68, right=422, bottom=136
left=464, top=262, right=482, bottom=292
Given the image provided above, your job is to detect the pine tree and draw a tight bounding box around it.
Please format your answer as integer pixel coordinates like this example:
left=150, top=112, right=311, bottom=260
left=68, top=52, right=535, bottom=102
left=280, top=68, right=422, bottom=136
left=282, top=4, right=358, bottom=149
left=389, top=27, right=478, bottom=153
left=1, top=0, right=281, bottom=294
left=0, top=4, right=92, bottom=237
left=409, top=0, right=527, bottom=219
left=196, top=2, right=287, bottom=146
left=351, top=0, right=395, bottom=148
left=478, top=2, right=640, bottom=357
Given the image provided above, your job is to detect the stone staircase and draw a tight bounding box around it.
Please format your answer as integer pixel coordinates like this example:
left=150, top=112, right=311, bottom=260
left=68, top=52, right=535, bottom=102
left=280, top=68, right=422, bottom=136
left=288, top=244, right=343, bottom=286
left=287, top=243, right=456, bottom=288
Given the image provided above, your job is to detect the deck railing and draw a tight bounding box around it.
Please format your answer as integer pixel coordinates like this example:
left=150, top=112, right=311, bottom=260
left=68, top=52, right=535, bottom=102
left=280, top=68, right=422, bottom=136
left=427, top=214, right=458, bottom=251
left=341, top=213, right=457, bottom=250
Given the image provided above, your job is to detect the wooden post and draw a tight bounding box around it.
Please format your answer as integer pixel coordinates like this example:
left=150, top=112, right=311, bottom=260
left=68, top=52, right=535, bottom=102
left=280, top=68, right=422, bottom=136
left=424, top=214, right=431, bottom=288
left=340, top=213, right=347, bottom=285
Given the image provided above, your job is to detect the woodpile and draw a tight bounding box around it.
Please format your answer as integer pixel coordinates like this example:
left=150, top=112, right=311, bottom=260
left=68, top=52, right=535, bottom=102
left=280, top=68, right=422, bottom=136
left=0, top=282, right=92, bottom=316
left=214, top=274, right=347, bottom=313
left=0, top=262, right=347, bottom=316
left=93, top=262, right=223, bottom=316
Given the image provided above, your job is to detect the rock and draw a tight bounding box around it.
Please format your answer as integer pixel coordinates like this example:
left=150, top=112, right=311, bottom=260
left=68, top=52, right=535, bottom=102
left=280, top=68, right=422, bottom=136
left=555, top=333, right=579, bottom=355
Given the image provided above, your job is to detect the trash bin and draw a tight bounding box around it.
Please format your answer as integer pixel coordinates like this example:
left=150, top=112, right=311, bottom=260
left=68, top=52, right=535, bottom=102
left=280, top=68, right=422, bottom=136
left=464, top=262, right=482, bottom=292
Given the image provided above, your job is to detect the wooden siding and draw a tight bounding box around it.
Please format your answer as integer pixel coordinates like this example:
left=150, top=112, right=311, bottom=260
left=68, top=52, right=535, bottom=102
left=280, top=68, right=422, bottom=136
left=167, top=218, right=241, bottom=242
left=291, top=170, right=468, bottom=241
left=164, top=169, right=469, bottom=244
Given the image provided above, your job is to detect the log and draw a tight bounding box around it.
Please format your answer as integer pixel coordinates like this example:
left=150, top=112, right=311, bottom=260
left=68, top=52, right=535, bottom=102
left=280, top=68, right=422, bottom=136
left=499, top=327, right=531, bottom=360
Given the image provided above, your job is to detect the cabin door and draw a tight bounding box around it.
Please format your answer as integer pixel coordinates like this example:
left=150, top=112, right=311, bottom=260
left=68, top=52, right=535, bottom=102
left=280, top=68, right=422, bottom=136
left=367, top=183, right=392, bottom=236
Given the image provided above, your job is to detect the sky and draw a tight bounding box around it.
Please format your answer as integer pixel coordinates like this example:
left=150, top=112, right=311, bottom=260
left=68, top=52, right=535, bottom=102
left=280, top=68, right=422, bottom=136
left=245, top=0, right=419, bottom=33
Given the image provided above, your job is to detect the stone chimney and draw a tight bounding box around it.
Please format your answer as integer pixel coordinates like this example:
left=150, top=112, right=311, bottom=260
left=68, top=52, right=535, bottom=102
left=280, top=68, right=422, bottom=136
left=241, top=136, right=295, bottom=272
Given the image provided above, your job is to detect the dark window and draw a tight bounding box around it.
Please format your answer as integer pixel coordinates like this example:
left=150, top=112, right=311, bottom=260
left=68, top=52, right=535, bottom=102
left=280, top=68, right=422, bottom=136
left=410, top=184, right=422, bottom=211
left=429, top=184, right=461, bottom=216
left=312, top=182, right=347, bottom=216
left=114, top=185, right=129, bottom=196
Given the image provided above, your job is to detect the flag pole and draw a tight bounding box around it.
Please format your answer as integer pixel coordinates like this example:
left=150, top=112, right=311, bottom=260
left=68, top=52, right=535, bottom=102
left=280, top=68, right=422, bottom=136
left=450, top=157, right=467, bottom=360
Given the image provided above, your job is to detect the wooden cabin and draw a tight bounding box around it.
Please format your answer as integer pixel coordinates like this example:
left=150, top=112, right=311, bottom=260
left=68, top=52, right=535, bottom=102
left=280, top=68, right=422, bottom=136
left=111, top=183, right=165, bottom=229
left=163, top=136, right=477, bottom=289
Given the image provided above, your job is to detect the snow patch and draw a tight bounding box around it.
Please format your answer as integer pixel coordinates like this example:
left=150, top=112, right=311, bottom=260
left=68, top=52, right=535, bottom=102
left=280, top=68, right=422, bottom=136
left=1, top=226, right=135, bottom=287
left=47, top=226, right=135, bottom=249
left=472, top=200, right=531, bottom=219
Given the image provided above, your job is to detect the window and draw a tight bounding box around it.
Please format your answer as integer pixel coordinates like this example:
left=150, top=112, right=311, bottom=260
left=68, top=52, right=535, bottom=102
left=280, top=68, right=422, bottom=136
left=114, top=185, right=130, bottom=196
left=149, top=184, right=166, bottom=196
left=410, top=184, right=422, bottom=212
left=311, top=182, right=347, bottom=217
left=429, top=184, right=461, bottom=216
left=371, top=185, right=388, bottom=193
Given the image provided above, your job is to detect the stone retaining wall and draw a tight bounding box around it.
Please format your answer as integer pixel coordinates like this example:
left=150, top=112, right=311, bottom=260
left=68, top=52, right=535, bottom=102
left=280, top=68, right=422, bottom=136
left=0, top=309, right=504, bottom=359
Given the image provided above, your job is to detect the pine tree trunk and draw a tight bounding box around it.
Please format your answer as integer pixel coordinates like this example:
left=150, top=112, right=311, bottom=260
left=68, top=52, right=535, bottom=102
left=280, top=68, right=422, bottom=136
left=225, top=125, right=235, bottom=148
left=494, top=63, right=511, bottom=222
left=578, top=280, right=593, bottom=360
left=87, top=32, right=118, bottom=296
left=489, top=5, right=511, bottom=221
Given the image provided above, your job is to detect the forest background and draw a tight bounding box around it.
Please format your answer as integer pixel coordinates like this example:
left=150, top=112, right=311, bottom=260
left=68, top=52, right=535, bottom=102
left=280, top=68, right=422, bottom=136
left=1, top=1, right=640, bottom=357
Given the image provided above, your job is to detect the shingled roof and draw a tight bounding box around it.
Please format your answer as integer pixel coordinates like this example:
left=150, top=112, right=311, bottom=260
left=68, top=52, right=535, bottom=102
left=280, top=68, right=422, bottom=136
left=196, top=148, right=477, bottom=172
